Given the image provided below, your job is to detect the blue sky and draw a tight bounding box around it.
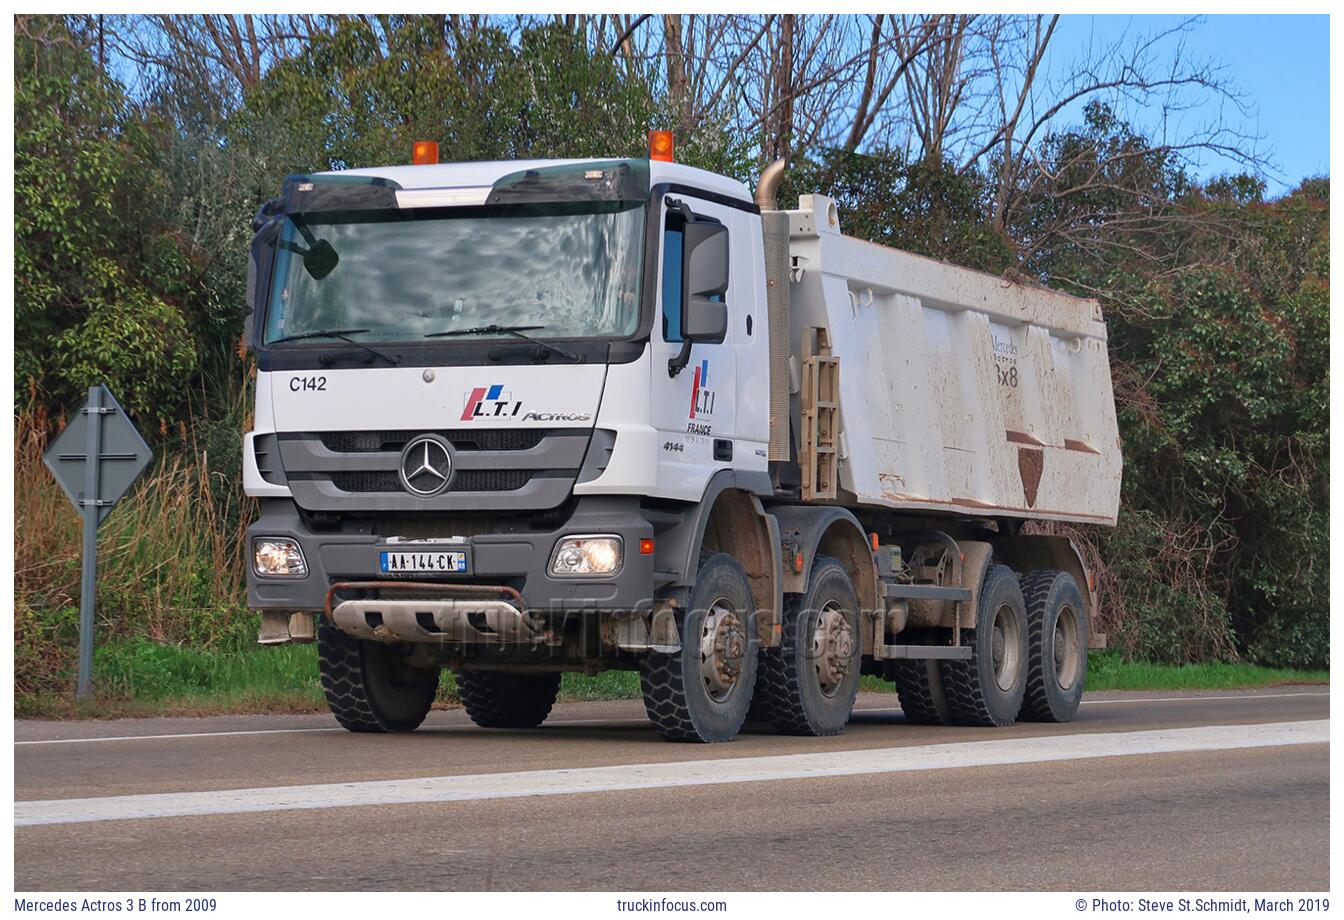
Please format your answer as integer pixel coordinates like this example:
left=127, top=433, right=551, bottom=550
left=1051, top=15, right=1329, bottom=196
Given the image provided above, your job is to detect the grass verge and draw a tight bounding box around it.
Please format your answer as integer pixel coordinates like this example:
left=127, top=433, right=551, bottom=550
left=14, top=643, right=1327, bottom=720
left=1083, top=651, right=1328, bottom=691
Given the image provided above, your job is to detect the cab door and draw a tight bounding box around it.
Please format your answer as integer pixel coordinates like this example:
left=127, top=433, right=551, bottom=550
left=650, top=194, right=740, bottom=497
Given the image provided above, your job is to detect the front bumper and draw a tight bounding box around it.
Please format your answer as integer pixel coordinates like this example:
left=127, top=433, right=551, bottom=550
left=246, top=496, right=656, bottom=614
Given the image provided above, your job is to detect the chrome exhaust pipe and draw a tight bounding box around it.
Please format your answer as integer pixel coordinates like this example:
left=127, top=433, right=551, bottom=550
left=754, top=157, right=788, bottom=211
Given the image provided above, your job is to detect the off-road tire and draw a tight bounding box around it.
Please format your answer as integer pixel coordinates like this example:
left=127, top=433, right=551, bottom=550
left=1018, top=570, right=1089, bottom=723
left=941, top=564, right=1028, bottom=727
left=640, top=553, right=759, bottom=743
left=456, top=670, right=561, bottom=728
left=754, top=556, right=861, bottom=736
left=889, top=659, right=951, bottom=725
left=317, top=620, right=439, bottom=733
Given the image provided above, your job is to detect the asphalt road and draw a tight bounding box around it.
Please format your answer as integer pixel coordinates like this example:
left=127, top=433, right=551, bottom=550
left=14, top=687, right=1329, bottom=891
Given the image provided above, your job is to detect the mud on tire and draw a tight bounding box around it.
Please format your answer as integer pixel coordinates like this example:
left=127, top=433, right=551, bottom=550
left=457, top=670, right=561, bottom=728
left=640, top=553, right=759, bottom=743
left=754, top=555, right=861, bottom=736
left=1018, top=570, right=1088, bottom=723
left=317, top=620, right=439, bottom=732
left=941, top=564, right=1028, bottom=727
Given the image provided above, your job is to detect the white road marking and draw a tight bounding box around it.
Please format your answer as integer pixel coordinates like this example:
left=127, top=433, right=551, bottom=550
left=13, top=690, right=1328, bottom=745
left=543, top=693, right=1308, bottom=725
left=14, top=719, right=1327, bottom=827
left=1079, top=691, right=1329, bottom=706
left=851, top=690, right=1330, bottom=714
left=14, top=727, right=345, bottom=746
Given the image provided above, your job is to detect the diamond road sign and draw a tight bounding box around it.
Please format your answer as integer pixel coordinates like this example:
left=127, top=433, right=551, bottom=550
left=43, top=385, right=154, bottom=698
left=44, top=385, right=153, bottom=524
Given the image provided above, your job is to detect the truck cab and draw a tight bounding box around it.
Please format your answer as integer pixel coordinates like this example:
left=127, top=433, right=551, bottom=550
left=247, top=155, right=766, bottom=607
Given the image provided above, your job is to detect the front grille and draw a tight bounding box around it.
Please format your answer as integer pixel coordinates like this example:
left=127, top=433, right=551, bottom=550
left=330, top=470, right=534, bottom=494
left=282, top=427, right=585, bottom=511
left=453, top=469, right=535, bottom=492
left=320, top=429, right=550, bottom=453
left=252, top=433, right=285, bottom=485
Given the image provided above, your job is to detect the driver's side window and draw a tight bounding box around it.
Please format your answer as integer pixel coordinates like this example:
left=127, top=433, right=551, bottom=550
left=661, top=211, right=685, bottom=343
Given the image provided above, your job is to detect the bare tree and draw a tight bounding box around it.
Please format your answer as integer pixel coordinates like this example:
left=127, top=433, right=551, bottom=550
left=576, top=15, right=945, bottom=168
left=740, top=15, right=938, bottom=163
left=979, top=16, right=1264, bottom=266
left=108, top=14, right=324, bottom=104
left=662, top=14, right=692, bottom=134
left=976, top=15, right=1059, bottom=230
left=898, top=14, right=978, bottom=164
left=842, top=15, right=939, bottom=152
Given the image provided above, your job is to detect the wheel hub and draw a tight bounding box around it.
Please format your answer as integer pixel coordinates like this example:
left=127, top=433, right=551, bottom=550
left=700, top=603, right=747, bottom=700
left=991, top=603, right=1022, bottom=692
left=812, top=604, right=854, bottom=696
left=1053, top=605, right=1081, bottom=690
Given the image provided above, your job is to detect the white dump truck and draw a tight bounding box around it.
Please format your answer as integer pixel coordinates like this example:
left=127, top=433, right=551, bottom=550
left=243, top=136, right=1121, bottom=742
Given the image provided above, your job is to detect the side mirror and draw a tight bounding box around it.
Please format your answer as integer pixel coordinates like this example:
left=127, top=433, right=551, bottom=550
left=683, top=298, right=727, bottom=343
left=303, top=239, right=340, bottom=280
left=669, top=219, right=730, bottom=377
left=683, top=221, right=729, bottom=301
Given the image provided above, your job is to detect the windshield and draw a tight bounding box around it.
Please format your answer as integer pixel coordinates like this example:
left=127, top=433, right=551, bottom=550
left=263, top=202, right=645, bottom=344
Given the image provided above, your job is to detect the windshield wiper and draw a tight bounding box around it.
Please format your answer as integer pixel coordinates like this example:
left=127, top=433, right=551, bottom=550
left=424, top=324, right=581, bottom=363
left=269, top=328, right=401, bottom=366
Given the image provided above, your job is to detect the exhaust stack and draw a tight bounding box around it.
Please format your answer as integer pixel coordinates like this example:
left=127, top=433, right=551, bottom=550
left=757, top=158, right=792, bottom=463
left=754, top=157, right=788, bottom=211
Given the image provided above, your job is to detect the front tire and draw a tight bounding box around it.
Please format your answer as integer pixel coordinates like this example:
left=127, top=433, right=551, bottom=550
left=640, top=553, right=759, bottom=743
left=1018, top=570, right=1088, bottom=722
left=755, top=555, right=861, bottom=736
left=941, top=564, right=1028, bottom=727
left=457, top=670, right=561, bottom=728
left=317, top=621, right=439, bottom=733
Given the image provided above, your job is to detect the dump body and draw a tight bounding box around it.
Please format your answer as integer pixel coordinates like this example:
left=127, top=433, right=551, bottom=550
left=784, top=195, right=1122, bottom=525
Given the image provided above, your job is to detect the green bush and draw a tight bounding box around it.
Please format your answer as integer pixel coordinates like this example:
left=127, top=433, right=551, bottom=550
left=51, top=290, right=198, bottom=422
left=1097, top=511, right=1235, bottom=663
left=780, top=149, right=1014, bottom=273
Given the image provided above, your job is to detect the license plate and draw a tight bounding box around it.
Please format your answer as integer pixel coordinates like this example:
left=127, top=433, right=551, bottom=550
left=379, top=550, right=467, bottom=574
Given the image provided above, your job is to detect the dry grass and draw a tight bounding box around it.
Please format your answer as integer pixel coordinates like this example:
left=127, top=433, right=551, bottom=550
left=14, top=402, right=254, bottom=696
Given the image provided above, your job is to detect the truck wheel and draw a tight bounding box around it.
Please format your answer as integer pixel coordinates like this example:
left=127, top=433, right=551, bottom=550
left=317, top=620, right=439, bottom=733
left=456, top=670, right=561, bottom=729
left=1018, top=570, right=1089, bottom=722
left=888, top=659, right=951, bottom=725
left=941, top=564, right=1028, bottom=727
left=640, top=553, right=758, bottom=743
left=755, top=555, right=861, bottom=736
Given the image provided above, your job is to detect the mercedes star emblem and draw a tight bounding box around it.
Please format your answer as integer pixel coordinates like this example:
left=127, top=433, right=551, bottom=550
left=398, top=435, right=453, bottom=496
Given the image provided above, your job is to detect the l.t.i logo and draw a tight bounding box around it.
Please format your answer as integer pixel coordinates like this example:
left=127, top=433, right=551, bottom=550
left=461, top=384, right=522, bottom=421
left=689, top=359, right=715, bottom=418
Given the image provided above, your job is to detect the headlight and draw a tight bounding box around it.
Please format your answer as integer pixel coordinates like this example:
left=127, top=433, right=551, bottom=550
left=253, top=538, right=307, bottom=577
left=550, top=535, right=623, bottom=576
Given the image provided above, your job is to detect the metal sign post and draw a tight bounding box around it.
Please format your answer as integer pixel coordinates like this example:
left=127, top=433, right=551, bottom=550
left=43, top=385, right=153, bottom=698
